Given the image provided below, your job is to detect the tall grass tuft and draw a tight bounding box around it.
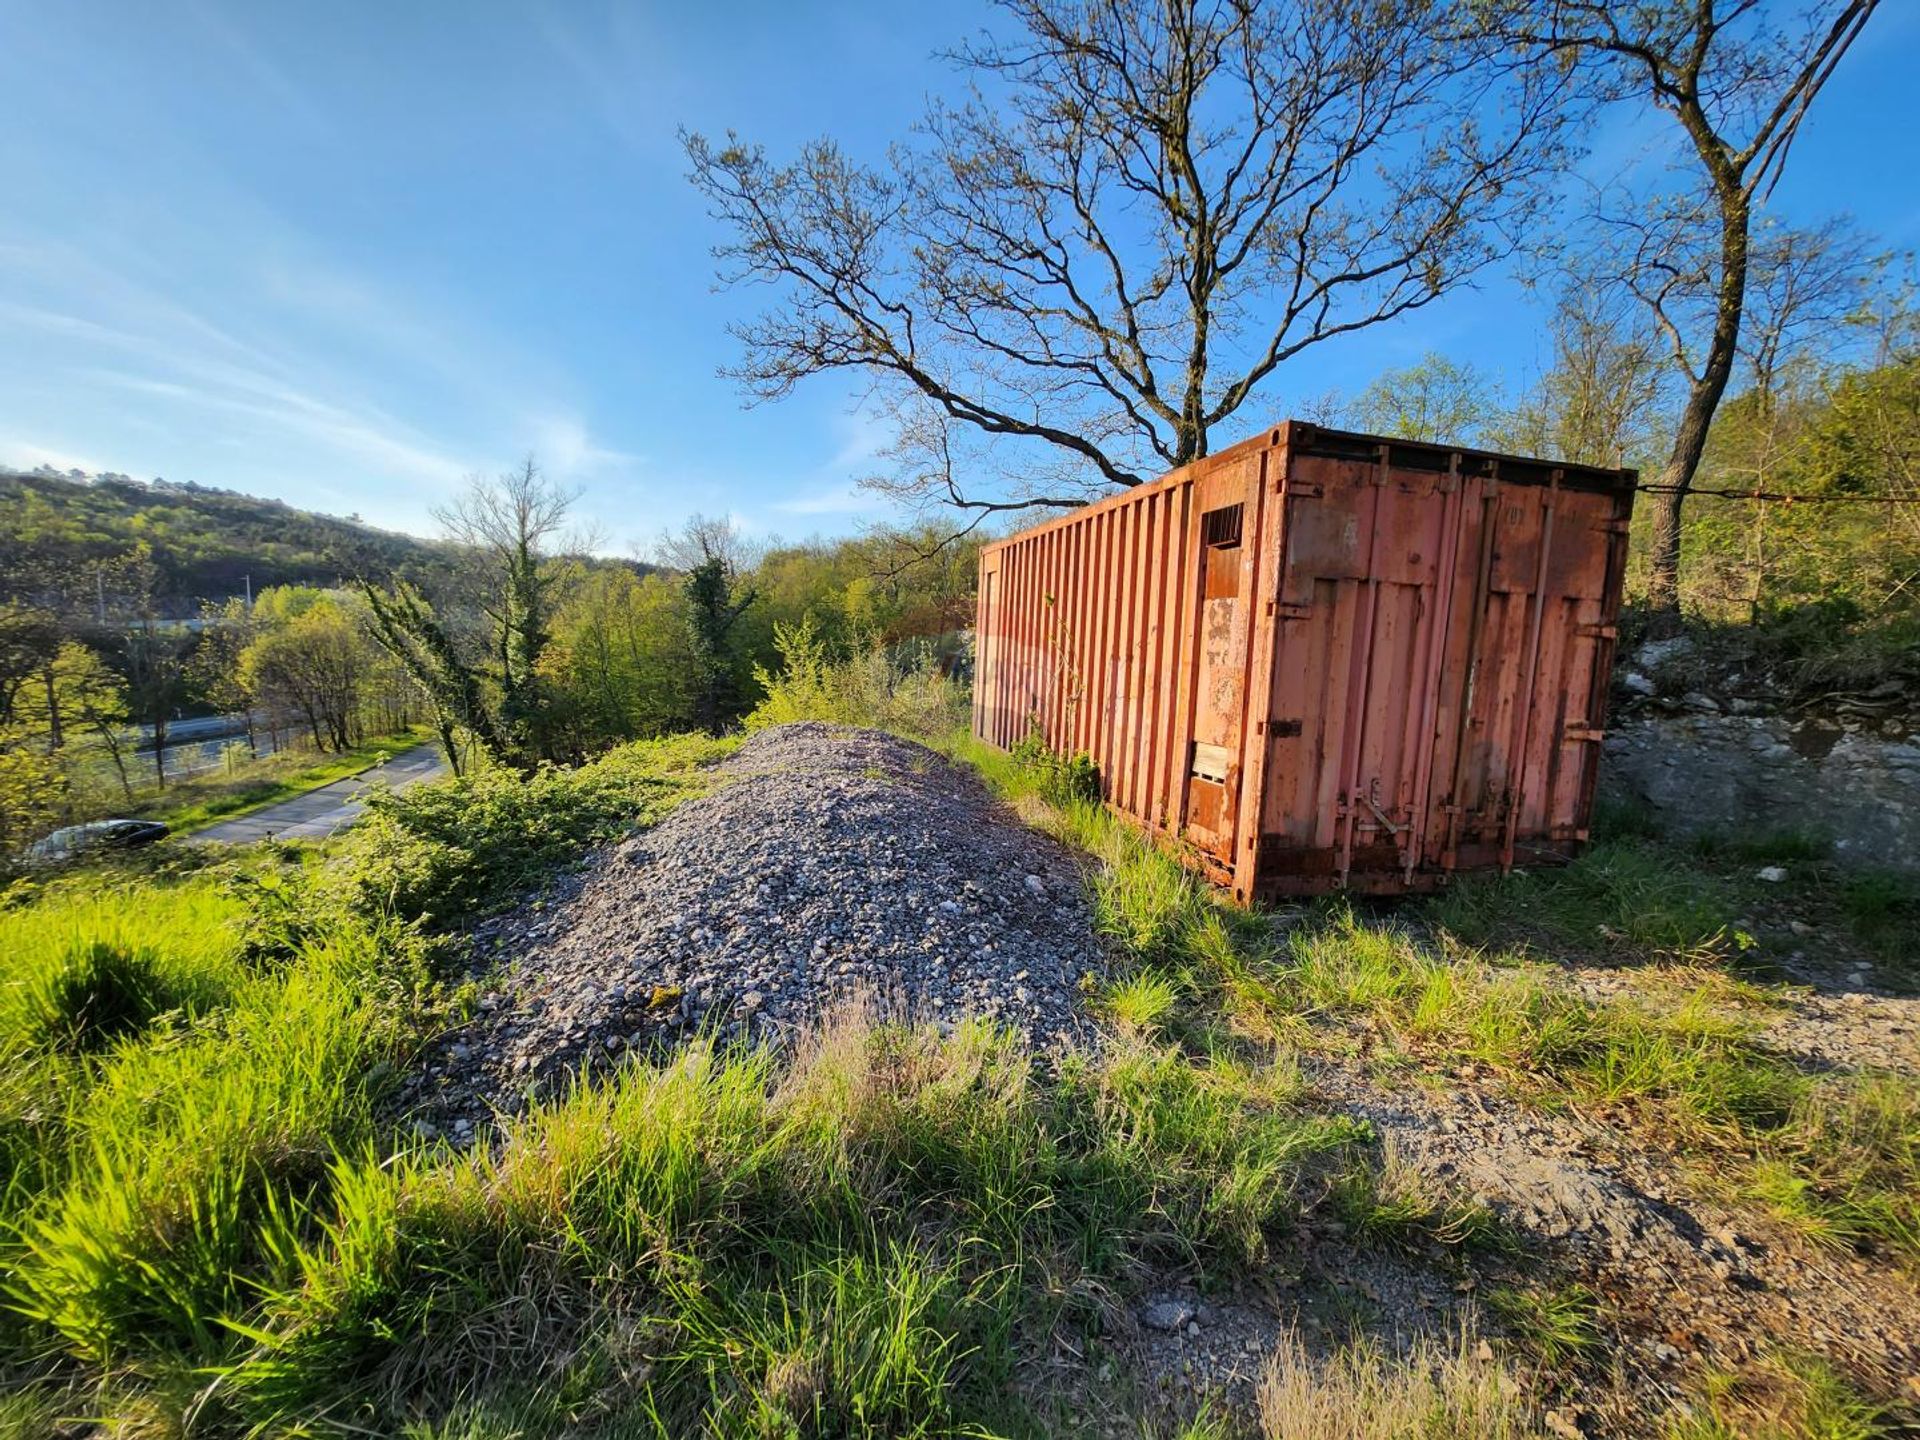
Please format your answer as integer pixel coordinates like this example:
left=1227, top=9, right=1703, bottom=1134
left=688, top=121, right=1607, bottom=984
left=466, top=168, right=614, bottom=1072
left=1258, top=1327, right=1537, bottom=1440
left=0, top=882, right=249, bottom=1058
left=218, top=1013, right=1362, bottom=1432
left=9, top=915, right=426, bottom=1363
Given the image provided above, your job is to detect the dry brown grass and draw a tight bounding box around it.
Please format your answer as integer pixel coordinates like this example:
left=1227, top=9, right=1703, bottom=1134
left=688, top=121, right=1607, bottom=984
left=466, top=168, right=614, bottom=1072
left=1258, top=1326, right=1539, bottom=1440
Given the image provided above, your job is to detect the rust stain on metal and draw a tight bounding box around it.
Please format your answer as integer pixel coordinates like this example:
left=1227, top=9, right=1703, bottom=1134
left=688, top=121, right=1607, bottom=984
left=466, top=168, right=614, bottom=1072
left=974, top=420, right=1636, bottom=901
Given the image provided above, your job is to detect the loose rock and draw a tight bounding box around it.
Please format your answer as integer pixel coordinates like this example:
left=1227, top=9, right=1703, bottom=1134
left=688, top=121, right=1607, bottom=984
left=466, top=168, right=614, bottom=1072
left=400, top=724, right=1104, bottom=1132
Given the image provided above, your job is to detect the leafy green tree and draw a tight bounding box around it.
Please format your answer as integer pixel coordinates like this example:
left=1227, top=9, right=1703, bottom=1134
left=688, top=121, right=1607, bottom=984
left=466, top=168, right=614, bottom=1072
left=238, top=596, right=374, bottom=752
left=360, top=581, right=507, bottom=777
left=434, top=458, right=576, bottom=762
left=654, top=516, right=760, bottom=735
left=1348, top=355, right=1501, bottom=446
left=544, top=567, right=697, bottom=748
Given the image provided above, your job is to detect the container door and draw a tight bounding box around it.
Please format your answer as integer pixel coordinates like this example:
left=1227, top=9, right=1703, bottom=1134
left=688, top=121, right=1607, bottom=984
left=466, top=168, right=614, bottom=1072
left=1427, top=476, right=1625, bottom=870
left=1259, top=453, right=1453, bottom=888
left=1182, top=500, right=1249, bottom=861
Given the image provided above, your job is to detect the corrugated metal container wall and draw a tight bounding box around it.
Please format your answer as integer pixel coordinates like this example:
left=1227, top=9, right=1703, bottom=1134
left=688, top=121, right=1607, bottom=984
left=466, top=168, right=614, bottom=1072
left=974, top=421, right=1635, bottom=900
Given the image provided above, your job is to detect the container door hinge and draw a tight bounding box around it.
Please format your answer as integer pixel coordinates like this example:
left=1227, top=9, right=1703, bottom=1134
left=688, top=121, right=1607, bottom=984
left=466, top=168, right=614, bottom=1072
left=1564, top=724, right=1607, bottom=743
left=1268, top=600, right=1313, bottom=620
left=1575, top=623, right=1618, bottom=640
left=1282, top=483, right=1324, bottom=500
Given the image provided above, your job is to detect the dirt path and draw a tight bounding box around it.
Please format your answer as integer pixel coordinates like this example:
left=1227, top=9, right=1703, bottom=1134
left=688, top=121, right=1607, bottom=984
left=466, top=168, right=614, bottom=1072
left=1307, top=1043, right=1920, bottom=1429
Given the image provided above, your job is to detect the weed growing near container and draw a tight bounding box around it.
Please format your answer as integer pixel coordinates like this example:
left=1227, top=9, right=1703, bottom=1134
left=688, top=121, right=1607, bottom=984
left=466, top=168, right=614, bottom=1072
left=1256, top=910, right=1920, bottom=1267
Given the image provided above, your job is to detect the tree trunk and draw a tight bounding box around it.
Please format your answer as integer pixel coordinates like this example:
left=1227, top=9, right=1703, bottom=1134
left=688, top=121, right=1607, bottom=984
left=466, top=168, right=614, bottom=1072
left=95, top=717, right=132, bottom=802
left=1645, top=193, right=1750, bottom=622
left=436, top=719, right=463, bottom=778
left=41, top=667, right=62, bottom=752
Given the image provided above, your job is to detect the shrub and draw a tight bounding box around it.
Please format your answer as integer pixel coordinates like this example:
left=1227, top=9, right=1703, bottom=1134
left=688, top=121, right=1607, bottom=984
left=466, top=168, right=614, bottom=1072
left=748, top=616, right=971, bottom=740
left=1009, top=726, right=1100, bottom=807
left=326, top=734, right=735, bottom=925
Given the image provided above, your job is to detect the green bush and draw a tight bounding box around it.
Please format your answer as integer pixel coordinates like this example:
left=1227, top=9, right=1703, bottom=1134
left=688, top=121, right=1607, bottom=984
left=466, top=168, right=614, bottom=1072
left=747, top=614, right=970, bottom=739
left=1009, top=727, right=1100, bottom=807
left=326, top=733, right=735, bottom=926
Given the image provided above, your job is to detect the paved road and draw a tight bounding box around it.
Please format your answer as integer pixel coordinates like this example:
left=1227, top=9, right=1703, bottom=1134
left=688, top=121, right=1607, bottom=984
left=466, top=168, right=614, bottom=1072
left=191, top=742, right=449, bottom=844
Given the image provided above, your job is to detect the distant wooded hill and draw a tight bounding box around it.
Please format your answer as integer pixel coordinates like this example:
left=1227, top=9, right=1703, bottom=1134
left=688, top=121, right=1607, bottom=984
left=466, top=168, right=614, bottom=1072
left=1, top=468, right=474, bottom=612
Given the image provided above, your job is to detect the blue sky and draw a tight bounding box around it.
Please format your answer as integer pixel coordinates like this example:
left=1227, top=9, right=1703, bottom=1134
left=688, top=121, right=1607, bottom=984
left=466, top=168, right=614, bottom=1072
left=3, top=2, right=1917, bottom=551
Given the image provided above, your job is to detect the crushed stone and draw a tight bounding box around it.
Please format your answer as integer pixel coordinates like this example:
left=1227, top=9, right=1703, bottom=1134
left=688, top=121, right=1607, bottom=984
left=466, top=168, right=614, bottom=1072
left=397, top=723, right=1105, bottom=1135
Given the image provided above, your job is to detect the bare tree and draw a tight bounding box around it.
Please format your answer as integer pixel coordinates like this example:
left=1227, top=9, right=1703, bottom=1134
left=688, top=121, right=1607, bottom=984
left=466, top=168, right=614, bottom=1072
left=1494, top=283, right=1668, bottom=468
left=651, top=514, right=760, bottom=577
left=687, top=0, right=1576, bottom=518
left=434, top=457, right=578, bottom=757
left=1490, top=0, right=1879, bottom=618
left=1742, top=216, right=1890, bottom=405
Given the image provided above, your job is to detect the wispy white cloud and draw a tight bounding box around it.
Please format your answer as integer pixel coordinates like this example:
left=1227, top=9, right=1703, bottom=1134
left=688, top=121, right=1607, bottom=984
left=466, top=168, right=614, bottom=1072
left=766, top=405, right=895, bottom=518
left=1, top=244, right=484, bottom=496
left=528, top=413, right=646, bottom=482
left=91, top=368, right=470, bottom=487
left=182, top=0, right=335, bottom=139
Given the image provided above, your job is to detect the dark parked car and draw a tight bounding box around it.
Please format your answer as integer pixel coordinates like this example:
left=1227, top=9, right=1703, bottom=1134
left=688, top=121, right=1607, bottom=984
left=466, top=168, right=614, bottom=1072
left=24, top=819, right=171, bottom=866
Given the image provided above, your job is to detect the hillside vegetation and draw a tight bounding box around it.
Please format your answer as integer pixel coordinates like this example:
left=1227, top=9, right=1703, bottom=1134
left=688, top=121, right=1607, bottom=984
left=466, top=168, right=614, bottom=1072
left=0, top=469, right=472, bottom=612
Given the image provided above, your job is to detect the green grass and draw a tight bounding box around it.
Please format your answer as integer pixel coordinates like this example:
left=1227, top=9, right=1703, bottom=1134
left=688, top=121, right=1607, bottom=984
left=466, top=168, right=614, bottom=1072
left=1428, top=839, right=1754, bottom=965
left=211, top=1018, right=1358, bottom=1433
left=9, top=914, right=430, bottom=1363
left=0, top=727, right=1376, bottom=1434
left=143, top=726, right=435, bottom=835
left=5, top=690, right=1911, bottom=1433
left=1328, top=1139, right=1508, bottom=1254
left=1255, top=909, right=1920, bottom=1266
left=0, top=733, right=753, bottom=1429
left=1663, top=1353, right=1890, bottom=1440
left=1485, top=1282, right=1600, bottom=1368
left=1835, top=869, right=1920, bottom=968
left=1100, top=970, right=1183, bottom=1034
left=0, top=878, right=254, bottom=1260
left=0, top=881, right=248, bottom=1058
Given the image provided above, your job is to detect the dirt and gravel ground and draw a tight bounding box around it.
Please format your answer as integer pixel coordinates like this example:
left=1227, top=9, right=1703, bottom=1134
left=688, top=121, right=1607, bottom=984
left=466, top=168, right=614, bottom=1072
left=395, top=722, right=1920, bottom=1432
left=397, top=723, right=1103, bottom=1138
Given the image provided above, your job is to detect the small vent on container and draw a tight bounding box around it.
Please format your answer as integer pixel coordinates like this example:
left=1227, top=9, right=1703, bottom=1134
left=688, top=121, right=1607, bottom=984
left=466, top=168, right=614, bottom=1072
left=1201, top=503, right=1244, bottom=549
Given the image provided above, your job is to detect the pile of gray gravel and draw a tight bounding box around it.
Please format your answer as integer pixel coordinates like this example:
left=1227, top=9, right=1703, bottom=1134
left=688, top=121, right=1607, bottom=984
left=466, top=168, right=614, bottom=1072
left=400, top=723, right=1104, bottom=1137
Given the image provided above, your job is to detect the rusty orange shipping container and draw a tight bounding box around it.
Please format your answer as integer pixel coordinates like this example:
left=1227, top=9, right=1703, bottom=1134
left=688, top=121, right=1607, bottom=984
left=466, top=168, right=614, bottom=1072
left=973, top=421, right=1635, bottom=900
